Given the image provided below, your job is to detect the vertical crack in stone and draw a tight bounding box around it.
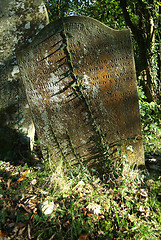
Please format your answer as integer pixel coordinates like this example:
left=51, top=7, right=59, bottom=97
left=60, top=20, right=107, bottom=161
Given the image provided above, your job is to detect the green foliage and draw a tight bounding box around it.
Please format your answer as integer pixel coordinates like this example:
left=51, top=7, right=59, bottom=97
left=138, top=86, right=161, bottom=153
left=26, top=154, right=160, bottom=240
left=0, top=133, right=161, bottom=239
left=27, top=162, right=161, bottom=239
left=45, top=0, right=126, bottom=28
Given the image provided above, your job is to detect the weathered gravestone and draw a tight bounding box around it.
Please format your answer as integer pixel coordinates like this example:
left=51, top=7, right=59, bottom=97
left=0, top=0, right=49, bottom=160
left=17, top=16, right=145, bottom=170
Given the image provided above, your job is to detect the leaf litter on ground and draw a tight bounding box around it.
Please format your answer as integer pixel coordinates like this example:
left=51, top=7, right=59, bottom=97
left=0, top=157, right=161, bottom=240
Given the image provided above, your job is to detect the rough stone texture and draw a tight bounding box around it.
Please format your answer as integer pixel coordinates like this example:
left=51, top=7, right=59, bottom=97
left=0, top=0, right=49, bottom=160
left=17, top=16, right=145, bottom=169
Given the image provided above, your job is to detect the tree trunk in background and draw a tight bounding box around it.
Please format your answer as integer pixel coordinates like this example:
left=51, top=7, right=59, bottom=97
left=0, top=0, right=49, bottom=161
left=120, top=0, right=160, bottom=102
left=157, top=5, right=161, bottom=101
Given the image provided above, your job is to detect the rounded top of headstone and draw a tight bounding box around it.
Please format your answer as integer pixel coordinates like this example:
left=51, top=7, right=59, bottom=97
left=24, top=16, right=130, bottom=49
left=62, top=16, right=125, bottom=31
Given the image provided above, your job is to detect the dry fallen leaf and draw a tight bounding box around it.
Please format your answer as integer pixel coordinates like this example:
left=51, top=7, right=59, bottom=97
left=17, top=176, right=25, bottom=182
left=140, top=189, right=148, bottom=197
left=97, top=214, right=104, bottom=219
left=139, top=206, right=145, bottom=212
left=30, top=199, right=38, bottom=204
left=133, top=190, right=141, bottom=196
left=17, top=169, right=31, bottom=181
left=82, top=207, right=87, bottom=216
left=31, top=179, right=37, bottom=185
left=6, top=178, right=12, bottom=189
left=128, top=214, right=137, bottom=223
left=82, top=208, right=93, bottom=217
left=82, top=207, right=104, bottom=219
left=17, top=222, right=26, bottom=228
left=18, top=226, right=26, bottom=236
left=133, top=189, right=148, bottom=197
left=30, top=212, right=37, bottom=220
left=27, top=224, right=31, bottom=239
left=78, top=234, right=88, bottom=240
left=0, top=231, right=8, bottom=237
left=138, top=206, right=150, bottom=217
left=121, top=227, right=127, bottom=232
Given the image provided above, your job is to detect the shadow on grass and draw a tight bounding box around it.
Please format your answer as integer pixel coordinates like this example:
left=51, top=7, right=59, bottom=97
left=0, top=126, right=41, bottom=167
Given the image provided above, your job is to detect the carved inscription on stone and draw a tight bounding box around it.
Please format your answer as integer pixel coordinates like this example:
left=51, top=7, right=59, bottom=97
left=18, top=16, right=145, bottom=168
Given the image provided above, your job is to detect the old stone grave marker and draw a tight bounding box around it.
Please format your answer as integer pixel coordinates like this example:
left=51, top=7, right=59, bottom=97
left=0, top=0, right=49, bottom=160
left=17, top=16, right=145, bottom=170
